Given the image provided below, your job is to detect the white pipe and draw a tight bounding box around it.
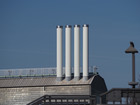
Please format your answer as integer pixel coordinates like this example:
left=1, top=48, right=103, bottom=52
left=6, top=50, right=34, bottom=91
left=56, top=25, right=63, bottom=81
left=83, top=24, right=89, bottom=81
left=65, top=25, right=72, bottom=81
left=74, top=25, right=80, bottom=80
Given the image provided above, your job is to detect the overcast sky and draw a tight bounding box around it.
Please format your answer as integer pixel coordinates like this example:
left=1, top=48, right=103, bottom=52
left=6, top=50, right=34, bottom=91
left=0, top=0, right=140, bottom=89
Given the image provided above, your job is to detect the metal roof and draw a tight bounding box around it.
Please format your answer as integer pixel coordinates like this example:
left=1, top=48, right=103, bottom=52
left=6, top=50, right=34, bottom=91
left=0, top=75, right=97, bottom=88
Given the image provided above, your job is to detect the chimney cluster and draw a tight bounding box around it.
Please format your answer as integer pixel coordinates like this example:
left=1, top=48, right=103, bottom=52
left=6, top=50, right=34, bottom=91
left=56, top=24, right=89, bottom=81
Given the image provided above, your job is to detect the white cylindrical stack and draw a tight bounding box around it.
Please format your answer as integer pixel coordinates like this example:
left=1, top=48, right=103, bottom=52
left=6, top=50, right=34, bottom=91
left=56, top=24, right=89, bottom=81
left=65, top=25, right=72, bottom=81
left=74, top=25, right=80, bottom=80
left=56, top=25, right=63, bottom=81
left=83, top=24, right=89, bottom=81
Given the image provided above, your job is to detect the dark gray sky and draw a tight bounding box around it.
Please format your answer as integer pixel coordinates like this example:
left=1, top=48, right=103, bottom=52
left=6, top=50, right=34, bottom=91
left=0, top=0, right=140, bottom=89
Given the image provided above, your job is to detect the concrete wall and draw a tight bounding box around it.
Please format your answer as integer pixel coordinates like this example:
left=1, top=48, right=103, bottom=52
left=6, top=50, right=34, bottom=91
left=0, top=85, right=90, bottom=105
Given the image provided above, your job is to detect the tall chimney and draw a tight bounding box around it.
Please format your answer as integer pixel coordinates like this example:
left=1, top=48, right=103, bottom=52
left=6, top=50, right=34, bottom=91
left=83, top=24, right=89, bottom=81
left=56, top=25, right=63, bottom=81
left=65, top=25, right=72, bottom=81
left=74, top=25, right=80, bottom=80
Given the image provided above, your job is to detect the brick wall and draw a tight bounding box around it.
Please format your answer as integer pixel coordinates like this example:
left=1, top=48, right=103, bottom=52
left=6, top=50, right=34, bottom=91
left=0, top=85, right=90, bottom=105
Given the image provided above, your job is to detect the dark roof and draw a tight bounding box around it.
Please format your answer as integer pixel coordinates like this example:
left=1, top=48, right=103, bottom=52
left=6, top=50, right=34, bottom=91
left=0, top=75, right=97, bottom=88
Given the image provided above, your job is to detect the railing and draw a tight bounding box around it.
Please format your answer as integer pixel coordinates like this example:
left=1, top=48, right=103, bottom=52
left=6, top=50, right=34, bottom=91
left=27, top=95, right=96, bottom=105
left=0, top=68, right=57, bottom=78
left=0, top=66, right=95, bottom=78
left=100, top=88, right=140, bottom=105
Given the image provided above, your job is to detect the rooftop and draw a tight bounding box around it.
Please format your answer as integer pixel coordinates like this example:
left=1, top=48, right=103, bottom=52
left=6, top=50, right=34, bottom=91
left=0, top=74, right=99, bottom=88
